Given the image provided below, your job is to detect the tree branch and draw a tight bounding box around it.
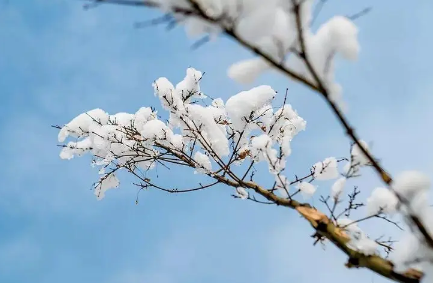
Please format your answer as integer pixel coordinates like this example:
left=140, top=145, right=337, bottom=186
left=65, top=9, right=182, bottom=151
left=74, top=1, right=431, bottom=281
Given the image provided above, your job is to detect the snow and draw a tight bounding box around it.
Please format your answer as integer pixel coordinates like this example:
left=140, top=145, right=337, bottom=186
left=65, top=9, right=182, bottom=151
left=351, top=237, right=378, bottom=256
left=393, top=171, right=430, bottom=203
left=236, top=5, right=278, bottom=44
left=59, top=138, right=93, bottom=160
left=90, top=125, right=118, bottom=156
left=147, top=0, right=361, bottom=109
left=337, top=218, right=378, bottom=256
left=391, top=232, right=423, bottom=272
left=58, top=108, right=108, bottom=142
left=57, top=64, right=309, bottom=204
left=193, top=151, right=212, bottom=174
left=134, top=107, right=156, bottom=131
left=176, top=0, right=359, bottom=107
left=57, top=67, right=308, bottom=200
left=186, top=103, right=229, bottom=157
left=268, top=104, right=307, bottom=144
left=228, top=58, right=270, bottom=84
left=152, top=77, right=181, bottom=111
left=94, top=173, right=120, bottom=200
left=323, top=16, right=359, bottom=61
left=226, top=85, right=276, bottom=131
left=236, top=187, right=248, bottom=200
left=170, top=134, right=184, bottom=149
left=297, top=182, right=316, bottom=199
left=249, top=134, right=283, bottom=174
left=366, top=187, right=398, bottom=216
left=312, top=157, right=339, bottom=181
left=175, top=67, right=204, bottom=103
left=109, top=112, right=135, bottom=127
left=331, top=177, right=346, bottom=200
left=141, top=119, right=173, bottom=142
left=249, top=134, right=273, bottom=160
left=351, top=140, right=370, bottom=166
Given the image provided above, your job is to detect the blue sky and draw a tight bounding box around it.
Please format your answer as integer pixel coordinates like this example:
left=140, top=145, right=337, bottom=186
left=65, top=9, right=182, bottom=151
left=1, top=1, right=433, bottom=283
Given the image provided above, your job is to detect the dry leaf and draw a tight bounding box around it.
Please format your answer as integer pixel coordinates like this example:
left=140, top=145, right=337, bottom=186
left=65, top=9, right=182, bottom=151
left=238, top=149, right=251, bottom=160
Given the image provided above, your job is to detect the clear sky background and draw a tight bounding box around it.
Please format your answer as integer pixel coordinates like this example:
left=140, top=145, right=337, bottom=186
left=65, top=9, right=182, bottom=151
left=1, top=1, right=433, bottom=283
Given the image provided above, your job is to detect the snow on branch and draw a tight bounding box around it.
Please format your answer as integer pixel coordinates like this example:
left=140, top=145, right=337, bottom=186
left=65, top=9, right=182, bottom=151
left=57, top=66, right=426, bottom=282
left=61, top=0, right=433, bottom=282
left=57, top=67, right=307, bottom=199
